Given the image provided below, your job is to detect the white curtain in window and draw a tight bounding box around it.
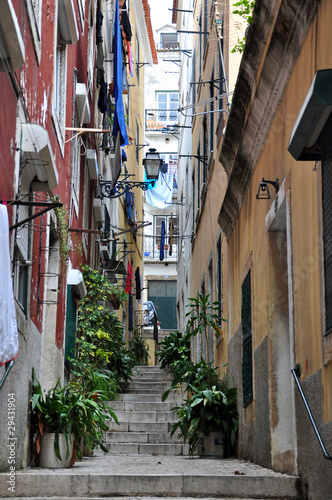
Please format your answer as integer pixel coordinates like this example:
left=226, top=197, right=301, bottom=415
left=0, top=205, right=19, bottom=365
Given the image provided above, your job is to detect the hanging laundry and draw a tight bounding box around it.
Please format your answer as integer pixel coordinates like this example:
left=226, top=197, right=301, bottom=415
left=96, top=0, right=103, bottom=43
left=128, top=294, right=133, bottom=331
left=159, top=220, right=166, bottom=261
left=127, top=41, right=133, bottom=77
left=169, top=216, right=174, bottom=256
left=0, top=205, right=19, bottom=365
left=135, top=267, right=142, bottom=300
left=98, top=79, right=108, bottom=113
left=125, top=261, right=133, bottom=294
left=120, top=1, right=132, bottom=41
left=125, top=189, right=134, bottom=225
left=112, top=0, right=129, bottom=146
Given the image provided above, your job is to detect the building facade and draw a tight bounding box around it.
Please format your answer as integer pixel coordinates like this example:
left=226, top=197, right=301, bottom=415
left=175, top=0, right=332, bottom=498
left=0, top=0, right=156, bottom=471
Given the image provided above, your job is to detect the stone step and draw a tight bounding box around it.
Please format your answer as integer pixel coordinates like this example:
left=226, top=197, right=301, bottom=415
left=107, top=421, right=171, bottom=433
left=2, top=454, right=300, bottom=498
left=132, top=371, right=172, bottom=380
left=108, top=401, right=177, bottom=412
left=0, top=497, right=292, bottom=500
left=108, top=410, right=178, bottom=423
left=118, top=392, right=182, bottom=403
left=101, top=443, right=188, bottom=455
left=104, top=431, right=183, bottom=444
left=125, top=382, right=172, bottom=391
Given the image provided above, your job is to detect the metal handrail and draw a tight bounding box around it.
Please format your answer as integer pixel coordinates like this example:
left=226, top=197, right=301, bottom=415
left=292, top=364, right=332, bottom=460
left=0, top=361, right=15, bottom=391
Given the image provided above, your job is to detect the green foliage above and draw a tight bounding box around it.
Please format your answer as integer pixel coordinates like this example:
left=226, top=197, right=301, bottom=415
left=130, top=334, right=150, bottom=366
left=231, top=0, right=256, bottom=54
left=77, top=265, right=135, bottom=383
left=156, top=329, right=191, bottom=379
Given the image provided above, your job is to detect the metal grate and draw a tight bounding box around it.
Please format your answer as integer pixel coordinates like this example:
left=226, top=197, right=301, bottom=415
left=241, top=270, right=253, bottom=406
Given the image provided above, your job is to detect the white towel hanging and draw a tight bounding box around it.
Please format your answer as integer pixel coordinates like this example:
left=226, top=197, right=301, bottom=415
left=0, top=205, right=19, bottom=365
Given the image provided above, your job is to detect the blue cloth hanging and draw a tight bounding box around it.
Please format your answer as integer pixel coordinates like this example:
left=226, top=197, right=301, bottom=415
left=112, top=0, right=128, bottom=146
left=159, top=220, right=166, bottom=261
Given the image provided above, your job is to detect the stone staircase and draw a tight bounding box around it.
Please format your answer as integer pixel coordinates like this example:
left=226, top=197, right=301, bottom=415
left=104, top=365, right=188, bottom=455
left=0, top=366, right=302, bottom=498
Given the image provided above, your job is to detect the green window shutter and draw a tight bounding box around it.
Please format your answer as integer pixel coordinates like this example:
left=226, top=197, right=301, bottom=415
left=322, top=159, right=332, bottom=335
left=65, top=285, right=77, bottom=360
left=242, top=270, right=253, bottom=406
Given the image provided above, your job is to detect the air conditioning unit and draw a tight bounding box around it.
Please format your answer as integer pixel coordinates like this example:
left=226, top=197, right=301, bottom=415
left=86, top=149, right=98, bottom=180
left=76, top=83, right=90, bottom=125
left=93, top=198, right=103, bottom=222
left=99, top=244, right=111, bottom=262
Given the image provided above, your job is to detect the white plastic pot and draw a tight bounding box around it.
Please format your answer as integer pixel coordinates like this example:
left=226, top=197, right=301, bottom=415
left=39, top=432, right=74, bottom=468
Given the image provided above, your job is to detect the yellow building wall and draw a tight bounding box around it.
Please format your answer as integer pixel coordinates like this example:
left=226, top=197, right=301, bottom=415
left=226, top=0, right=332, bottom=421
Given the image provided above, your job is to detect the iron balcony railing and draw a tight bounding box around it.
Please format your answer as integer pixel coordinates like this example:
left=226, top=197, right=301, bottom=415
left=143, top=235, right=178, bottom=261
left=145, top=109, right=179, bottom=133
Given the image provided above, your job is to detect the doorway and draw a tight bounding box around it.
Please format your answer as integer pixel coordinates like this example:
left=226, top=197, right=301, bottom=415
left=267, top=198, right=297, bottom=474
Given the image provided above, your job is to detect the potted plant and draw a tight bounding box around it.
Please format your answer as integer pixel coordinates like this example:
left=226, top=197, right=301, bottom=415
left=170, top=381, right=238, bottom=457
left=109, top=283, right=128, bottom=310
left=31, top=372, right=118, bottom=467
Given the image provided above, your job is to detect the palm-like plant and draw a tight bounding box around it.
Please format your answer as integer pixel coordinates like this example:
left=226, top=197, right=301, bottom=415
left=31, top=372, right=118, bottom=463
left=171, top=384, right=238, bottom=456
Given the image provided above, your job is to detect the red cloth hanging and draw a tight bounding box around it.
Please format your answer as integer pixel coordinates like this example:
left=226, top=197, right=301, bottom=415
left=125, top=261, right=133, bottom=294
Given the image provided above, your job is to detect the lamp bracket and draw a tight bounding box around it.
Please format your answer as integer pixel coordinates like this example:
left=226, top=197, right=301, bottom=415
left=99, top=179, right=155, bottom=199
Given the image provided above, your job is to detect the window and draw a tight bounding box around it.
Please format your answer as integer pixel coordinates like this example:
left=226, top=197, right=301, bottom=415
left=13, top=177, right=31, bottom=315
left=209, top=71, right=215, bottom=152
left=53, top=25, right=67, bottom=148
left=160, top=32, right=178, bottom=49
left=203, top=0, right=209, bottom=48
left=322, top=159, right=332, bottom=335
left=26, top=0, right=42, bottom=62
left=216, top=236, right=222, bottom=325
left=156, top=92, right=179, bottom=122
left=135, top=34, right=140, bottom=82
left=155, top=215, right=178, bottom=245
left=242, top=270, right=253, bottom=406
left=202, top=118, right=208, bottom=183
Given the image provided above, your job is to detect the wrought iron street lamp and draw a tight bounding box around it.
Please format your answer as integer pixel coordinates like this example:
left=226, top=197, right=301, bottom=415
left=143, top=148, right=163, bottom=179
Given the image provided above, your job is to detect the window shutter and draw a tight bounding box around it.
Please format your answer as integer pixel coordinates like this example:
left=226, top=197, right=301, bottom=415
left=242, top=270, right=253, bottom=406
left=322, top=160, right=332, bottom=334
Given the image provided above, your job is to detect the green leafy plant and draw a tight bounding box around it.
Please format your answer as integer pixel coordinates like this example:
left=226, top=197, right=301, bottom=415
left=156, top=329, right=191, bottom=379
left=171, top=384, right=238, bottom=456
left=77, top=265, right=135, bottom=383
left=231, top=0, right=256, bottom=54
left=51, top=198, right=69, bottom=266
left=185, top=294, right=225, bottom=364
left=31, top=372, right=118, bottom=463
left=130, top=333, right=150, bottom=366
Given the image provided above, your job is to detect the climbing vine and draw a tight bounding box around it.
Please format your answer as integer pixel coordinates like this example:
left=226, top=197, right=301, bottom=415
left=231, top=0, right=256, bottom=54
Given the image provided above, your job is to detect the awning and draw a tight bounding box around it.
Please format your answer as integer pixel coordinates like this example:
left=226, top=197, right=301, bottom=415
left=21, top=124, right=58, bottom=191
left=288, top=69, right=332, bottom=161
left=58, top=0, right=79, bottom=45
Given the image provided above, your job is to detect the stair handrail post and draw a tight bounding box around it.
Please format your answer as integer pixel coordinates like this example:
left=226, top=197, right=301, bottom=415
left=292, top=364, right=332, bottom=460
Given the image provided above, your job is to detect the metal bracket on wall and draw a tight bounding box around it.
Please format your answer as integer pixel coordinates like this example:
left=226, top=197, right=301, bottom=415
left=1, top=200, right=63, bottom=231
left=99, top=179, right=155, bottom=199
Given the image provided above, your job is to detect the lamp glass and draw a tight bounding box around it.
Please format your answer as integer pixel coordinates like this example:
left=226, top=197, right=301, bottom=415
left=143, top=148, right=163, bottom=179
